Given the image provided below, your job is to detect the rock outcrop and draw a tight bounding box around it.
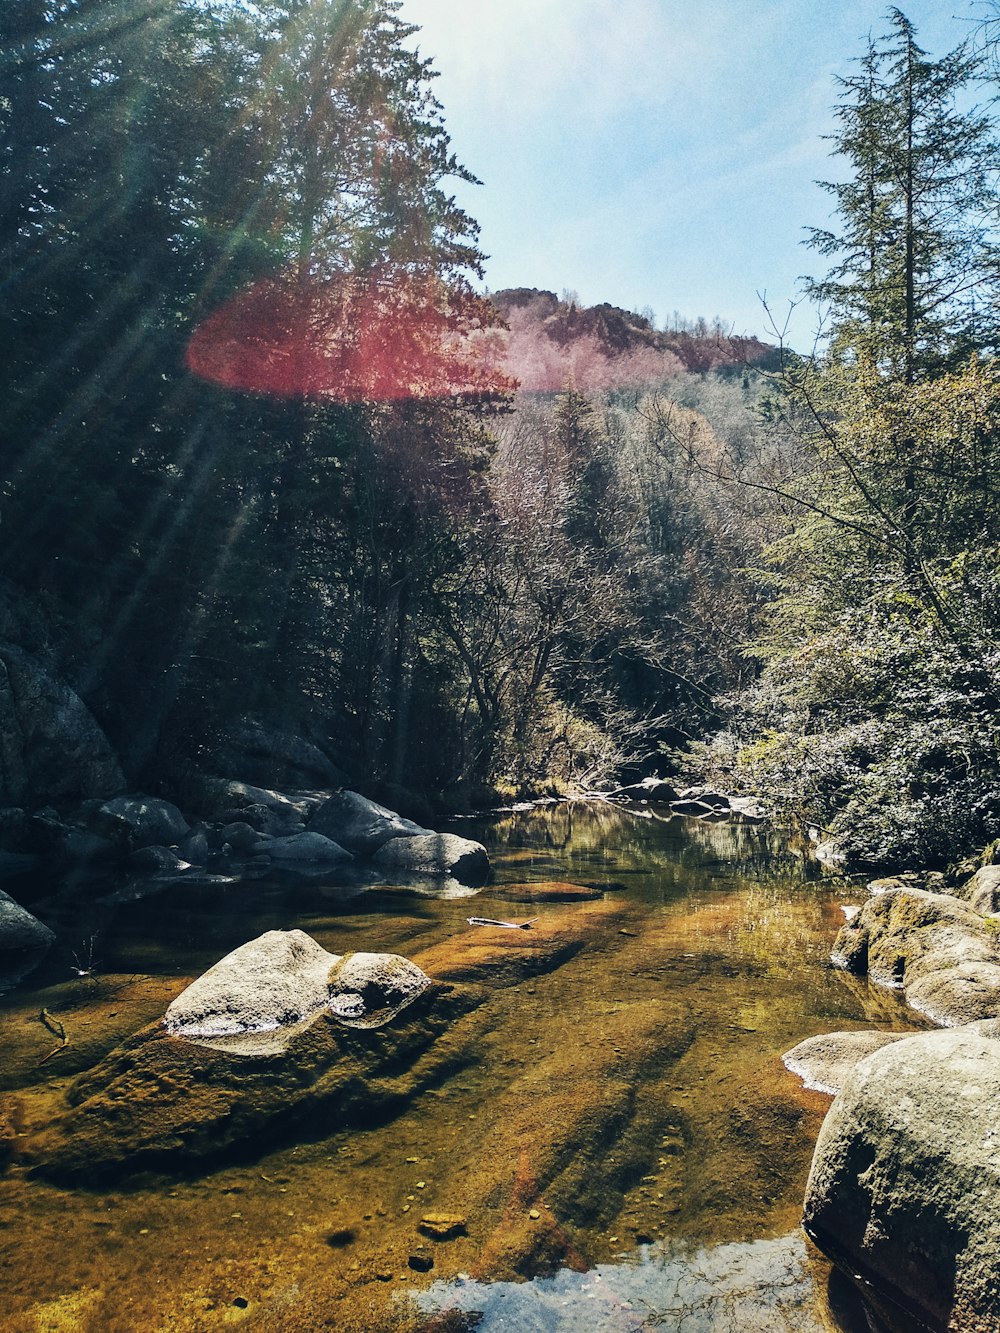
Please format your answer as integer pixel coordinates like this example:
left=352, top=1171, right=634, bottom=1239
left=0, top=644, right=123, bottom=807
left=803, top=1022, right=1000, bottom=1333
left=831, top=885, right=1000, bottom=1026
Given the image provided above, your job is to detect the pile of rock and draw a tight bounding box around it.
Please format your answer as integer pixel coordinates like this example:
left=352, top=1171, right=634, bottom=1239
left=0, top=784, right=489, bottom=988
left=784, top=860, right=1000, bottom=1331
left=608, top=780, right=767, bottom=823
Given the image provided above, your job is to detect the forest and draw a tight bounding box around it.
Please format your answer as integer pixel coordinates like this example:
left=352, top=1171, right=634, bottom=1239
left=2, top=0, right=999, bottom=873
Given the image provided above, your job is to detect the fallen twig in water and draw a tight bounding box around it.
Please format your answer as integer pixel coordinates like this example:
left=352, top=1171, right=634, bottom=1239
left=467, top=916, right=538, bottom=930
left=37, top=1008, right=69, bottom=1065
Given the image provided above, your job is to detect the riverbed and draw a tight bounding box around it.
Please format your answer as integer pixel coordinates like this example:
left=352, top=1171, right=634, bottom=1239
left=0, top=801, right=926, bottom=1330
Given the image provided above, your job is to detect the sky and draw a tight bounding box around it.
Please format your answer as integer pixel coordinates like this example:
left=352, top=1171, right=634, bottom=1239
left=396, top=0, right=990, bottom=349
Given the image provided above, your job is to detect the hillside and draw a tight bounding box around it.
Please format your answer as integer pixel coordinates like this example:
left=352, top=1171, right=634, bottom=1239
left=492, top=288, right=782, bottom=392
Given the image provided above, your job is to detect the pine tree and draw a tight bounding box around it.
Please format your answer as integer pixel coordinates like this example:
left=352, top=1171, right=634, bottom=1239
left=807, top=8, right=1000, bottom=381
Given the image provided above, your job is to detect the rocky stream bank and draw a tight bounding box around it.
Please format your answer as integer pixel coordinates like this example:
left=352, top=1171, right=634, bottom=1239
left=784, top=860, right=1000, bottom=1332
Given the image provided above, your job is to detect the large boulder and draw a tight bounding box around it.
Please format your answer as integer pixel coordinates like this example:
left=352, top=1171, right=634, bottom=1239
left=0, top=644, right=123, bottom=808
left=0, top=889, right=55, bottom=987
left=211, top=718, right=348, bottom=789
left=804, top=1022, right=1000, bottom=1333
left=248, top=830, right=353, bottom=873
left=308, top=789, right=427, bottom=856
left=782, top=1030, right=912, bottom=1096
left=164, top=929, right=430, bottom=1053
left=370, top=831, right=489, bottom=885
left=955, top=864, right=1000, bottom=916
left=831, top=886, right=1000, bottom=1026
left=0, top=889, right=54, bottom=955
left=92, top=794, right=189, bottom=849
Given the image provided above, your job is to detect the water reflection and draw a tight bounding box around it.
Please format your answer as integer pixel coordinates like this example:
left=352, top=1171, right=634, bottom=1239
left=411, top=1231, right=849, bottom=1331
left=0, top=802, right=919, bottom=1331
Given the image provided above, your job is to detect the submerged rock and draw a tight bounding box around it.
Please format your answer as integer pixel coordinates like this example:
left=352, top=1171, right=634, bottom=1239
left=413, top=900, right=628, bottom=987
left=371, top=832, right=489, bottom=885
left=28, top=909, right=620, bottom=1183
left=804, top=1022, right=1000, bottom=1333
left=488, top=880, right=602, bottom=903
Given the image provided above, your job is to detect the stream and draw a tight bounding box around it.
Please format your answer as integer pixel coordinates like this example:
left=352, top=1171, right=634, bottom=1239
left=0, top=801, right=927, bottom=1331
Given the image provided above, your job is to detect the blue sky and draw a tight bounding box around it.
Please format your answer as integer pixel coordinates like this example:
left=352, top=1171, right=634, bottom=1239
left=396, top=1, right=988, bottom=349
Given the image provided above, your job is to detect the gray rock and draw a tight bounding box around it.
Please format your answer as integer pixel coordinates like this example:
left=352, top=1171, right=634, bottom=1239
left=670, top=798, right=719, bottom=816
left=308, top=789, right=428, bottom=857
left=327, top=951, right=431, bottom=1029
left=370, top=832, right=489, bottom=885
left=832, top=886, right=1000, bottom=1025
left=814, top=839, right=847, bottom=867
left=176, top=826, right=210, bottom=866
left=232, top=803, right=306, bottom=837
left=126, top=845, right=190, bottom=874
left=195, top=778, right=326, bottom=823
left=94, top=795, right=189, bottom=849
left=0, top=644, right=124, bottom=807
left=249, top=831, right=352, bottom=869
left=782, top=1030, right=911, bottom=1096
left=0, top=889, right=55, bottom=954
left=164, top=929, right=431, bottom=1054
left=676, top=785, right=731, bottom=807
left=219, top=821, right=260, bottom=855
left=804, top=1022, right=1000, bottom=1333
left=165, top=929, right=334, bottom=1045
left=727, top=796, right=768, bottom=822
left=958, top=864, right=1000, bottom=915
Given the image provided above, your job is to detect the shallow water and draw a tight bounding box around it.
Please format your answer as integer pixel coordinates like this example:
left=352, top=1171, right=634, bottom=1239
left=0, top=802, right=926, bottom=1331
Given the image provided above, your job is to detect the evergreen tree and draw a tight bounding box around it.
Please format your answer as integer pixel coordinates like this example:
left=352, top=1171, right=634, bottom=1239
left=808, top=8, right=1000, bottom=381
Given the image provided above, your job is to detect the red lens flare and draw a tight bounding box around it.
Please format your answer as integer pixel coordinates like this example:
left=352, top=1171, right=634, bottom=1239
left=186, top=270, right=511, bottom=402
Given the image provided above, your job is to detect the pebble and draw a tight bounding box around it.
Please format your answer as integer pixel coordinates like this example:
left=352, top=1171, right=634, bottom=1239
left=408, top=1253, right=433, bottom=1273
left=528, top=1209, right=540, bottom=1220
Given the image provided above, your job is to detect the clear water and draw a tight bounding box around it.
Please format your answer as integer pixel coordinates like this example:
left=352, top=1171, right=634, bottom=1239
left=0, top=802, right=924, bottom=1331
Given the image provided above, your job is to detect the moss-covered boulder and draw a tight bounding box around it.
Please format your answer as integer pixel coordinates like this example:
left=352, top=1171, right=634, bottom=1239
left=831, top=887, right=1000, bottom=1025
left=804, top=1022, right=1000, bottom=1333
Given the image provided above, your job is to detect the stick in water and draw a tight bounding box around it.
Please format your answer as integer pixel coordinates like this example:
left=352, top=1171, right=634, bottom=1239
left=466, top=916, right=538, bottom=930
